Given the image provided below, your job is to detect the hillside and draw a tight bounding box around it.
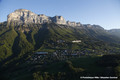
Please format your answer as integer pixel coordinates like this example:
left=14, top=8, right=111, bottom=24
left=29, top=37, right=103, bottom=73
left=108, top=29, right=120, bottom=38
left=0, top=9, right=120, bottom=80
left=0, top=22, right=120, bottom=63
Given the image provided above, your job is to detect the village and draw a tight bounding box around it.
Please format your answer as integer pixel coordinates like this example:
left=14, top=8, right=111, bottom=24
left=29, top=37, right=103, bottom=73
left=28, top=49, right=104, bottom=65
left=27, top=39, right=116, bottom=65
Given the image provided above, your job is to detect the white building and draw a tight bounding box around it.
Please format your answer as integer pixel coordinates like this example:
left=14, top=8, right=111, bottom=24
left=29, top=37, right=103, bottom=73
left=72, top=40, right=81, bottom=43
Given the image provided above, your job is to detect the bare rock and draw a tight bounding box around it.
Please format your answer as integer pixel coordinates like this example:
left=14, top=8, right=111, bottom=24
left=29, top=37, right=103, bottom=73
left=7, top=9, right=51, bottom=25
left=52, top=16, right=66, bottom=25
left=7, top=9, right=82, bottom=27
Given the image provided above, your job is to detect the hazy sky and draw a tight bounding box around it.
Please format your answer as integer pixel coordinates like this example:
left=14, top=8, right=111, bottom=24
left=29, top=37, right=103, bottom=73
left=0, top=0, right=120, bottom=30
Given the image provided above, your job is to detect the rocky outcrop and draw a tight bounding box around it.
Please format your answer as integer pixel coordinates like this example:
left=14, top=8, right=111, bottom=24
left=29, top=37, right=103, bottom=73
left=7, top=9, right=81, bottom=27
left=7, top=9, right=51, bottom=24
left=52, top=16, right=66, bottom=25
left=66, top=21, right=81, bottom=27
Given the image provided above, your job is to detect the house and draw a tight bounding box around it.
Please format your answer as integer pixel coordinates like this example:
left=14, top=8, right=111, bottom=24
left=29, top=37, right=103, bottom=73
left=35, top=52, right=48, bottom=55
left=57, top=40, right=65, bottom=43
left=32, top=52, right=48, bottom=61
left=72, top=40, right=81, bottom=43
left=34, top=52, right=48, bottom=58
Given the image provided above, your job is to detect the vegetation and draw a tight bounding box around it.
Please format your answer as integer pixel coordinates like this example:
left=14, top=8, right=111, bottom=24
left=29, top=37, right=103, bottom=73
left=0, top=22, right=120, bottom=80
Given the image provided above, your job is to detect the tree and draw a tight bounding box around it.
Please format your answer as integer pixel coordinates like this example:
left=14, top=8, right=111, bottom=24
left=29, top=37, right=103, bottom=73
left=43, top=72, right=49, bottom=80
left=115, top=66, right=120, bottom=76
left=33, top=72, right=43, bottom=80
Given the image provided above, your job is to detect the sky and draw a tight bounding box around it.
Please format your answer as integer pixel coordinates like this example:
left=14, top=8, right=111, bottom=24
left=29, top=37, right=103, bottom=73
left=0, top=0, right=120, bottom=30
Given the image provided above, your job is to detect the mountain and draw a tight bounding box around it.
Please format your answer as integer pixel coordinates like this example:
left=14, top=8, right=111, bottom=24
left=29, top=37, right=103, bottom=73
left=7, top=9, right=80, bottom=27
left=108, top=29, right=120, bottom=38
left=0, top=9, right=120, bottom=62
left=0, top=9, right=120, bottom=80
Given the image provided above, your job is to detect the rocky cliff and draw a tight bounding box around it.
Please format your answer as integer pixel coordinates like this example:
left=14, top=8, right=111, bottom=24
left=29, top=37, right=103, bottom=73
left=7, top=9, right=81, bottom=27
left=7, top=9, right=51, bottom=24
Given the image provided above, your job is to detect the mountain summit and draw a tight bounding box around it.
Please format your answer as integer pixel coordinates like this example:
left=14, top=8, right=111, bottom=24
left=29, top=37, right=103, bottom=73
left=7, top=9, right=81, bottom=27
left=7, top=9, right=51, bottom=25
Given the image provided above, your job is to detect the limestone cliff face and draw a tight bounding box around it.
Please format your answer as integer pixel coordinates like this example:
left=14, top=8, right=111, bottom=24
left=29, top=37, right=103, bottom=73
left=7, top=9, right=51, bottom=24
left=7, top=9, right=81, bottom=27
left=66, top=21, right=81, bottom=27
left=52, top=16, right=66, bottom=25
